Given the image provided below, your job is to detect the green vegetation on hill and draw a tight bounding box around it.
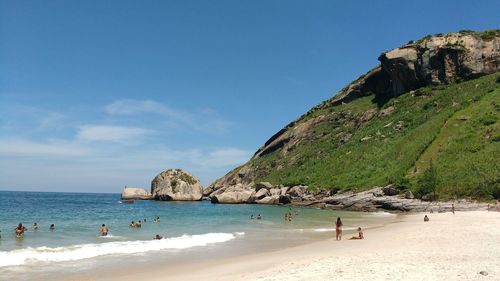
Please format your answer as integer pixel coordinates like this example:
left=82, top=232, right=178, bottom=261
left=249, top=73, right=500, bottom=200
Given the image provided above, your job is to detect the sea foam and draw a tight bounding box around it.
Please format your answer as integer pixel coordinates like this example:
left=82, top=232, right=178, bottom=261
left=0, top=232, right=239, bottom=267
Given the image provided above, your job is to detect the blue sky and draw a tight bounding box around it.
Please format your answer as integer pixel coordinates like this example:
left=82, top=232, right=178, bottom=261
left=1, top=0, right=499, bottom=193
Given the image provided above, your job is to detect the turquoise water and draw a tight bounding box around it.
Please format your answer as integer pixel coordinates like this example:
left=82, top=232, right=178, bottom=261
left=0, top=191, right=396, bottom=279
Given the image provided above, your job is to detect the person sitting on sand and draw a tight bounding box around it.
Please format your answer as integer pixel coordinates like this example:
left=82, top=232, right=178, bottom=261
left=335, top=217, right=343, bottom=241
left=15, top=223, right=26, bottom=237
left=100, top=224, right=109, bottom=236
left=153, top=234, right=163, bottom=240
left=50, top=224, right=55, bottom=230
left=32, top=222, right=38, bottom=230
left=424, top=215, right=429, bottom=222
left=349, top=227, right=364, bottom=240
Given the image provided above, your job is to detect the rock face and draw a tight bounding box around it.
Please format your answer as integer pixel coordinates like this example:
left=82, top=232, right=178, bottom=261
left=204, top=31, right=500, bottom=200
left=121, top=187, right=151, bottom=200
left=324, top=31, right=500, bottom=107
left=151, top=169, right=203, bottom=201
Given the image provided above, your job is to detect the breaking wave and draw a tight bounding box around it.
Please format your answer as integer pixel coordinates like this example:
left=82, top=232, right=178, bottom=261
left=0, top=232, right=241, bottom=267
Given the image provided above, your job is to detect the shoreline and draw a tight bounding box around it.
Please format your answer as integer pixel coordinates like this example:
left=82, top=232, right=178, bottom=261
left=83, top=210, right=499, bottom=281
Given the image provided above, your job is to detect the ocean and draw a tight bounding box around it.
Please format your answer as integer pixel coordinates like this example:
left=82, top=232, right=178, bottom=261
left=0, top=191, right=397, bottom=280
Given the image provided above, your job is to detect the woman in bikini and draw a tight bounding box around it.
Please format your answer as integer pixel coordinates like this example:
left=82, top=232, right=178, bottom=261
left=335, top=217, right=343, bottom=241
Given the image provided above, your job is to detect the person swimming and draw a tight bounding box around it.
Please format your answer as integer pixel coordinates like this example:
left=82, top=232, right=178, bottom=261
left=50, top=224, right=55, bottom=230
left=32, top=222, right=38, bottom=230
left=130, top=221, right=135, bottom=227
left=153, top=234, right=163, bottom=240
left=100, top=224, right=109, bottom=236
left=349, top=227, right=364, bottom=240
left=15, top=223, right=26, bottom=237
left=135, top=220, right=142, bottom=228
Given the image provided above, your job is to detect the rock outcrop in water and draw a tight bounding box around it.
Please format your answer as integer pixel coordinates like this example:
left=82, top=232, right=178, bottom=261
left=121, top=187, right=152, bottom=200
left=151, top=169, right=203, bottom=201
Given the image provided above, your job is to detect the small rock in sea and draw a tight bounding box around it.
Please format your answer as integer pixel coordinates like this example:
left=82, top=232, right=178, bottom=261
left=479, top=271, right=488, bottom=276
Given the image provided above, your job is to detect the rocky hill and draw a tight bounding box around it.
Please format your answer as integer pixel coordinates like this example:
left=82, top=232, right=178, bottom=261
left=205, top=30, right=500, bottom=202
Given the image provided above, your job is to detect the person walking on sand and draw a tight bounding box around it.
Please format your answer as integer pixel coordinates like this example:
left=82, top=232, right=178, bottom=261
left=335, top=217, right=343, bottom=241
left=349, top=227, right=364, bottom=240
left=451, top=203, right=455, bottom=214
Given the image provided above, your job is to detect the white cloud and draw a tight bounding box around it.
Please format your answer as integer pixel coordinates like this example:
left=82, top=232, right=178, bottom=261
left=105, top=99, right=173, bottom=116
left=76, top=125, right=153, bottom=143
left=0, top=139, right=90, bottom=157
left=104, top=99, right=232, bottom=134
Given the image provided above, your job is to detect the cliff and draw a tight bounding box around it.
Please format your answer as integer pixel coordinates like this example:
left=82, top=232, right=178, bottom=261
left=205, top=30, right=500, bottom=202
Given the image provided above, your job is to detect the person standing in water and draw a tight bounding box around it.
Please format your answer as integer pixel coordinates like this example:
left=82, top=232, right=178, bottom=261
left=32, top=222, right=38, bottom=230
left=335, top=217, right=343, bottom=241
left=15, top=223, right=26, bottom=237
left=50, top=224, right=55, bottom=230
left=99, top=224, right=109, bottom=236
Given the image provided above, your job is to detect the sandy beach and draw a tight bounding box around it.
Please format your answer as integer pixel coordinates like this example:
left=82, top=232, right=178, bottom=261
left=80, top=210, right=499, bottom=281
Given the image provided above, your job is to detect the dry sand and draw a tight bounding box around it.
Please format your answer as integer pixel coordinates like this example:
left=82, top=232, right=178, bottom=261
left=93, top=211, right=499, bottom=281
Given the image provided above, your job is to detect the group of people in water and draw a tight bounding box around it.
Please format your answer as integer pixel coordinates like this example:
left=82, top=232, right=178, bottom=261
left=249, top=214, right=263, bottom=220
left=284, top=208, right=299, bottom=222
left=129, top=216, right=161, bottom=228
left=335, top=217, right=364, bottom=241
left=14, top=222, right=56, bottom=238
left=9, top=216, right=164, bottom=240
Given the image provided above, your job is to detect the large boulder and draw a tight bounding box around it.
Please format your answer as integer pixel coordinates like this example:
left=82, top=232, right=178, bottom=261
left=255, top=182, right=273, bottom=191
left=151, top=169, right=203, bottom=201
left=210, top=184, right=255, bottom=204
left=269, top=188, right=281, bottom=196
left=253, top=188, right=269, bottom=200
left=382, top=185, right=400, bottom=196
left=255, top=195, right=280, bottom=205
left=288, top=185, right=307, bottom=198
left=121, top=187, right=151, bottom=200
